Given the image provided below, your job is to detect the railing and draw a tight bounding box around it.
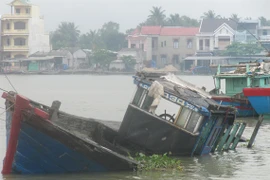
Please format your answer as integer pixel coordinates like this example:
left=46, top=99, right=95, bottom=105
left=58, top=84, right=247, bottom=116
left=259, top=35, right=270, bottom=41
left=1, top=14, right=31, bottom=19
left=2, top=46, right=29, bottom=51
left=2, top=29, right=29, bottom=35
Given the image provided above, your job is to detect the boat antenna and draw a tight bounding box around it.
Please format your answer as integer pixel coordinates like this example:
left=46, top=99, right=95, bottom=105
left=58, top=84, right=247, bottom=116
left=229, top=18, right=270, bottom=55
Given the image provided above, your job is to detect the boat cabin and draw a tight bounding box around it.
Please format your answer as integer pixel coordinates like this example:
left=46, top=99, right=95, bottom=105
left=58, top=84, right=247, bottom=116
left=117, top=73, right=237, bottom=156
left=214, top=64, right=270, bottom=96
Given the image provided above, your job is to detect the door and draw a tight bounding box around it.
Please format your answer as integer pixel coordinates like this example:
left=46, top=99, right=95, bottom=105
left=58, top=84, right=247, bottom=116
left=201, top=117, right=224, bottom=155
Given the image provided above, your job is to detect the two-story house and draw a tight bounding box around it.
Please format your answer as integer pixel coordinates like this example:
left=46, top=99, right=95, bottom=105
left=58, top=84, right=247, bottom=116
left=127, top=26, right=199, bottom=69
left=196, top=19, right=237, bottom=53
left=0, top=0, right=50, bottom=60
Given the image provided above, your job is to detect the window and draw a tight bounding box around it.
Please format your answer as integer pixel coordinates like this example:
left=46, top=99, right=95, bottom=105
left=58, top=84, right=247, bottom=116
left=14, top=22, right=26, bottom=30
left=263, top=30, right=268, bottom=36
left=26, top=8, right=30, bottom=14
left=155, top=98, right=181, bottom=122
left=14, top=38, right=26, bottom=46
left=15, top=8, right=21, bottom=14
left=172, top=55, right=179, bottom=65
left=161, top=55, right=167, bottom=64
left=173, top=39, right=179, bottom=48
left=175, top=107, right=203, bottom=133
left=199, top=40, right=203, bottom=50
left=6, top=23, right=10, bottom=30
left=176, top=107, right=192, bottom=128
left=164, top=41, right=166, bottom=47
left=141, top=44, right=144, bottom=50
left=187, top=39, right=193, bottom=49
left=161, top=42, right=163, bottom=47
left=131, top=44, right=136, bottom=48
left=7, top=39, right=10, bottom=46
left=132, top=87, right=148, bottom=108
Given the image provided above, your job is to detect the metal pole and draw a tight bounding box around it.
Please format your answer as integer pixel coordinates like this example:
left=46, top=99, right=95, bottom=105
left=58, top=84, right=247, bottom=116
left=247, top=115, right=264, bottom=148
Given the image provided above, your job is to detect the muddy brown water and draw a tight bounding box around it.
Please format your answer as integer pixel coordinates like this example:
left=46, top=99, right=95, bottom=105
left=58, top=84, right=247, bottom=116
left=0, top=75, right=269, bottom=180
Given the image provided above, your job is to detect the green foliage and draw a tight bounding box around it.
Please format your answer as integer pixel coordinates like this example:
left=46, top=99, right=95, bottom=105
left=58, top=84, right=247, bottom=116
left=50, top=22, right=80, bottom=50
left=201, top=10, right=221, bottom=19
left=223, top=42, right=264, bottom=56
left=259, top=16, right=270, bottom=26
left=147, top=6, right=166, bottom=26
left=90, top=49, right=116, bottom=69
left=121, top=55, right=136, bottom=71
left=133, top=153, right=182, bottom=171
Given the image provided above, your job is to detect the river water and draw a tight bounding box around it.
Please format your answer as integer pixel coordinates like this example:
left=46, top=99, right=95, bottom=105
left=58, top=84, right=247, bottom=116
left=0, top=75, right=269, bottom=180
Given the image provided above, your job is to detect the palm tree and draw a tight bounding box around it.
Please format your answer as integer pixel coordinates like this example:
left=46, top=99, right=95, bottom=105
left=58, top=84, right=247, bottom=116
left=230, top=14, right=240, bottom=22
left=167, top=14, right=182, bottom=26
left=50, top=22, right=80, bottom=49
left=147, top=6, right=166, bottom=25
left=201, top=10, right=221, bottom=19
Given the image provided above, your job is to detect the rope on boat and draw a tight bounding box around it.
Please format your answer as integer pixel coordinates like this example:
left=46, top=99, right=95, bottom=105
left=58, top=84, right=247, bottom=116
left=0, top=105, right=14, bottom=117
left=4, top=73, right=17, bottom=93
left=0, top=87, right=9, bottom=93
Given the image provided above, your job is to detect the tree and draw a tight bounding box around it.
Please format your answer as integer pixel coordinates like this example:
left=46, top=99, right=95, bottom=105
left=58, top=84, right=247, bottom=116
left=259, top=16, right=270, bottom=26
left=147, top=6, right=166, bottom=25
left=50, top=22, right=80, bottom=49
left=181, top=16, right=200, bottom=27
left=91, top=49, right=117, bottom=69
left=167, top=14, right=182, bottom=26
left=121, top=55, right=137, bottom=71
left=100, top=21, right=127, bottom=51
left=230, top=14, right=240, bottom=22
left=223, top=42, right=264, bottom=56
left=201, top=10, right=221, bottom=19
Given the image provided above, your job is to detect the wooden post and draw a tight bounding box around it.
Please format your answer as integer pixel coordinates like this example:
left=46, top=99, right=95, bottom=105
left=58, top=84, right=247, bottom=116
left=49, top=100, right=61, bottom=121
left=247, top=115, right=264, bottom=148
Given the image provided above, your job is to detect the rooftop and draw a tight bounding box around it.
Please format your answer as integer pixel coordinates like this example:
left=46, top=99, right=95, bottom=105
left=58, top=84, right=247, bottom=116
left=131, top=26, right=199, bottom=36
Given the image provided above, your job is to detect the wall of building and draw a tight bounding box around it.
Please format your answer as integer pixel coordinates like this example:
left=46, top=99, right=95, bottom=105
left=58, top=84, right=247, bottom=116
left=153, top=35, right=197, bottom=68
left=28, top=16, right=50, bottom=55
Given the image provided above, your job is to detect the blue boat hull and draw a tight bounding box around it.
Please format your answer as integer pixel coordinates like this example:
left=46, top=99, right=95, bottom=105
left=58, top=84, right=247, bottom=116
left=243, top=88, right=270, bottom=115
left=13, top=122, right=107, bottom=174
left=4, top=107, right=136, bottom=174
left=212, top=97, right=257, bottom=117
left=247, top=96, right=270, bottom=115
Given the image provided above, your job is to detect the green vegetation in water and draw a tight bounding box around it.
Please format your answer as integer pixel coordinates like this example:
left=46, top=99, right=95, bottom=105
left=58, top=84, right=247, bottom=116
left=132, top=153, right=182, bottom=171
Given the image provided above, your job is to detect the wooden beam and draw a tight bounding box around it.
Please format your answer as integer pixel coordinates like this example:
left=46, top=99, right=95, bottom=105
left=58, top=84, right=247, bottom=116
left=247, top=115, right=264, bottom=148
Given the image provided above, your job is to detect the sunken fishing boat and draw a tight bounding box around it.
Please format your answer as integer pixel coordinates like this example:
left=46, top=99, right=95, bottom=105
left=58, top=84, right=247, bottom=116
left=116, top=72, right=246, bottom=156
left=2, top=72, right=249, bottom=175
left=210, top=61, right=270, bottom=117
left=2, top=92, right=137, bottom=174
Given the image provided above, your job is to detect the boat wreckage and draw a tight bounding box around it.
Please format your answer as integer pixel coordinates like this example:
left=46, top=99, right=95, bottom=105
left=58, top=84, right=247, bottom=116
left=2, top=73, right=250, bottom=174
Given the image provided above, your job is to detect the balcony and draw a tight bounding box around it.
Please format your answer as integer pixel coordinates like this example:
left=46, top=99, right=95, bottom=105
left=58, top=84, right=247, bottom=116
left=2, top=29, right=29, bottom=36
left=1, top=14, right=31, bottom=20
left=259, top=35, right=270, bottom=42
left=2, top=45, right=29, bottom=52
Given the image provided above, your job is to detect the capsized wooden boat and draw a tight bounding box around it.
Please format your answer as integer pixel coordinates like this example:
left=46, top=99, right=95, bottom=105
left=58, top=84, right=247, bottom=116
left=2, top=92, right=137, bottom=175
left=116, top=72, right=246, bottom=156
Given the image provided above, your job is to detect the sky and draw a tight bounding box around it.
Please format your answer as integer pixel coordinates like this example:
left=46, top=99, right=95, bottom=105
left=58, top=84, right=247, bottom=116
left=0, top=0, right=269, bottom=33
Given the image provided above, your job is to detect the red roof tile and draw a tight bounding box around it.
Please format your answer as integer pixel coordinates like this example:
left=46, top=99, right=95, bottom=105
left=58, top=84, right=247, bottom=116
left=140, top=26, right=162, bottom=35
left=160, top=27, right=199, bottom=36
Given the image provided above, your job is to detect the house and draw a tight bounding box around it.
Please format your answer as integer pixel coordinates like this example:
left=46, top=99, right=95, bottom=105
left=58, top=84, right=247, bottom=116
left=109, top=60, right=125, bottom=70
left=258, top=26, right=270, bottom=51
left=0, top=0, right=50, bottom=60
left=196, top=19, right=237, bottom=53
left=235, top=19, right=260, bottom=43
left=127, top=26, right=199, bottom=69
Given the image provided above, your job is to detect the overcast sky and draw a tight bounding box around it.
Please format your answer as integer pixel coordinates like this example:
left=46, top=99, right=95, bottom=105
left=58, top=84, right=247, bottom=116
left=0, top=0, right=269, bottom=33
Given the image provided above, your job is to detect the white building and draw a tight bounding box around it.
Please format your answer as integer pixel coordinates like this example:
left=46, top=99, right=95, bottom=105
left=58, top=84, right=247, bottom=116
left=1, top=0, right=50, bottom=59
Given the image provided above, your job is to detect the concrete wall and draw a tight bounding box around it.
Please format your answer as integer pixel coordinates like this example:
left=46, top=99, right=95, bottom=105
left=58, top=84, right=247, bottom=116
left=152, top=35, right=197, bottom=68
left=28, top=16, right=50, bottom=55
